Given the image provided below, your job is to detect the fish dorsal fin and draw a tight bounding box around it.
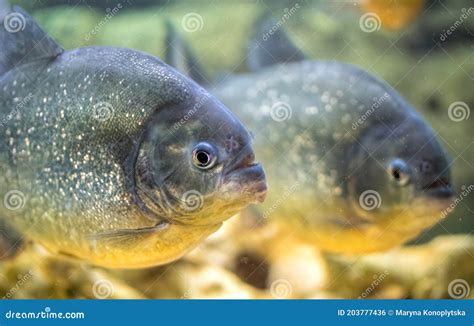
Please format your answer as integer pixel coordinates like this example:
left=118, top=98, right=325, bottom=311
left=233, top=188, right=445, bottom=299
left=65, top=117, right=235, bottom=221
left=0, top=6, right=63, bottom=76
left=164, top=20, right=210, bottom=86
left=247, top=13, right=306, bottom=72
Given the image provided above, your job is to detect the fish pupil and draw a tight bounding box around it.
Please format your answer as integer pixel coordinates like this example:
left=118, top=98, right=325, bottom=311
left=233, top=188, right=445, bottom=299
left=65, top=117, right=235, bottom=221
left=192, top=142, right=217, bottom=169
left=196, top=151, right=211, bottom=166
left=393, top=170, right=401, bottom=181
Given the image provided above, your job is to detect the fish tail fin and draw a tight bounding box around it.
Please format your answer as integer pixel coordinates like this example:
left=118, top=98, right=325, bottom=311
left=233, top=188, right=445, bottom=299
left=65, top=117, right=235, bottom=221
left=247, top=11, right=306, bottom=72
left=164, top=19, right=210, bottom=86
left=0, top=6, right=63, bottom=76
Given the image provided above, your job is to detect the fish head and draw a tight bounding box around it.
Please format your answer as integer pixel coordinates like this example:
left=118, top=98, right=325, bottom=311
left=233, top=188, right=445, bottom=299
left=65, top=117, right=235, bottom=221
left=348, top=113, right=454, bottom=229
left=142, top=86, right=266, bottom=226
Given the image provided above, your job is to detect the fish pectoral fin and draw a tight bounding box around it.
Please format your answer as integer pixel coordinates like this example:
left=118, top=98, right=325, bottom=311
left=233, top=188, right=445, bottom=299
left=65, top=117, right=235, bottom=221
left=90, top=221, right=170, bottom=247
left=0, top=219, right=25, bottom=260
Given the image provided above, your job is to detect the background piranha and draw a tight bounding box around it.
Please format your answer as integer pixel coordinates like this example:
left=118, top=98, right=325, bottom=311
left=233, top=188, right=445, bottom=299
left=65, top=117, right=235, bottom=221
left=165, top=14, right=455, bottom=254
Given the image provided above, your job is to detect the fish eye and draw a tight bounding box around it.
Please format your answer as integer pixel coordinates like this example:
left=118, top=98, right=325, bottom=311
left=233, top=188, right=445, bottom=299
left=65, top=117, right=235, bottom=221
left=192, top=142, right=218, bottom=170
left=388, top=159, right=411, bottom=186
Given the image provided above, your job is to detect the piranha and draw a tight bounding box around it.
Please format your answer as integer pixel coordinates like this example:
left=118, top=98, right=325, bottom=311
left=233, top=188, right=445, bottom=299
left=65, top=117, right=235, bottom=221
left=165, top=15, right=454, bottom=254
left=0, top=7, right=266, bottom=268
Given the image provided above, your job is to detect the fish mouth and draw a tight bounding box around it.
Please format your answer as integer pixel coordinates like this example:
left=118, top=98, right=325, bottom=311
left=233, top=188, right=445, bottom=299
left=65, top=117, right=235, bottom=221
left=422, top=177, right=454, bottom=199
left=236, top=162, right=267, bottom=203
left=222, top=155, right=267, bottom=204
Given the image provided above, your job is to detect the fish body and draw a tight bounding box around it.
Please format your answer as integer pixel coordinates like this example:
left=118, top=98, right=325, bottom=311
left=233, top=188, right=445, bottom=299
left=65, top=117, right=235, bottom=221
left=214, top=60, right=453, bottom=253
left=166, top=15, right=454, bottom=253
left=0, top=7, right=266, bottom=268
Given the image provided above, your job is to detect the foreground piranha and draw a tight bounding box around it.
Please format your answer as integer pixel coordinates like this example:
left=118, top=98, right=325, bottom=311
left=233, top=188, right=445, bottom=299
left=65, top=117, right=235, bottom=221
left=166, top=15, right=454, bottom=254
left=0, top=7, right=266, bottom=268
